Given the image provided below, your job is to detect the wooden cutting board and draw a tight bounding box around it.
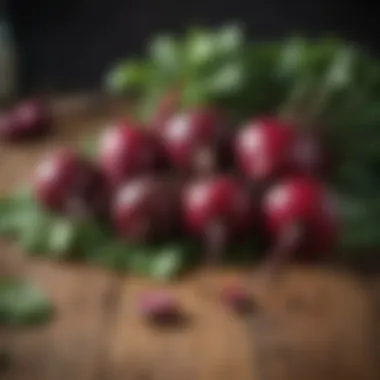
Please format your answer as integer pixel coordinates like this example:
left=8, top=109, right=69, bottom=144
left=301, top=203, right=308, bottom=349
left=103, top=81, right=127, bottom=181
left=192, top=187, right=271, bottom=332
left=1, top=95, right=379, bottom=380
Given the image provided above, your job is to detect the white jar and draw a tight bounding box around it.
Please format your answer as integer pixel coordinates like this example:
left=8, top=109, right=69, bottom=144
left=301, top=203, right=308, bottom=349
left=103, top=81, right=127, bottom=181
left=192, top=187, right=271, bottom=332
left=0, top=10, right=18, bottom=104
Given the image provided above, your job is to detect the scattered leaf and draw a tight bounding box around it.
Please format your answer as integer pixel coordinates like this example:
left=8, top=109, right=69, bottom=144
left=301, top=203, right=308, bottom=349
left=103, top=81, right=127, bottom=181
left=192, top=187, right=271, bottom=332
left=104, top=60, right=150, bottom=94
left=150, top=245, right=184, bottom=280
left=148, top=35, right=182, bottom=81
left=47, top=218, right=77, bottom=258
left=0, top=280, right=53, bottom=327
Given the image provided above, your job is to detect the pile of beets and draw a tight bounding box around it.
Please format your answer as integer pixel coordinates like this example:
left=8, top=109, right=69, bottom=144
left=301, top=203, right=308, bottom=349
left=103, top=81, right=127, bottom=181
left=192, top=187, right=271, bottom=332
left=31, top=106, right=340, bottom=322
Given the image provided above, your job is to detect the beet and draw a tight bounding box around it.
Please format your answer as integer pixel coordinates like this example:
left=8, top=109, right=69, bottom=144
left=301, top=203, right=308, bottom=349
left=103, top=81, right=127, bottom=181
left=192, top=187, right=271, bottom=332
left=235, top=117, right=330, bottom=183
left=235, top=117, right=297, bottom=182
left=99, top=122, right=164, bottom=188
left=262, top=177, right=340, bottom=276
left=160, top=108, right=232, bottom=174
left=33, top=149, right=109, bottom=218
left=182, top=175, right=253, bottom=266
left=112, top=177, right=179, bottom=243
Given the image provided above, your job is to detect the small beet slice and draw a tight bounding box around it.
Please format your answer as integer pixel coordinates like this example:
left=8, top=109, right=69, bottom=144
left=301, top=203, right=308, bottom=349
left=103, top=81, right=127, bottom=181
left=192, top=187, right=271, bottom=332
left=139, top=291, right=184, bottom=326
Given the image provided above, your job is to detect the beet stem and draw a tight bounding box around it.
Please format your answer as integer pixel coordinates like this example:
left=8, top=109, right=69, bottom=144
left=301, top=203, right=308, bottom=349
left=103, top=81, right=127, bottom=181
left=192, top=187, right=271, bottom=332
left=263, top=221, right=304, bottom=282
left=205, top=220, right=226, bottom=268
left=193, top=147, right=216, bottom=176
left=245, top=223, right=304, bottom=380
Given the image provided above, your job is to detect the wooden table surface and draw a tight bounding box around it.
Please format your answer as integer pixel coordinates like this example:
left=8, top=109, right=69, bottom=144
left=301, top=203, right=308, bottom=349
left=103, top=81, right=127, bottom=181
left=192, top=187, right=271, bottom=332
left=1, top=96, right=380, bottom=380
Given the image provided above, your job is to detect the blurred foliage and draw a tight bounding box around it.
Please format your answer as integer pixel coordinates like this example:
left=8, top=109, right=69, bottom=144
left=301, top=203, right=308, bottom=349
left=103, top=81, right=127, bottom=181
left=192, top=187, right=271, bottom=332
left=0, top=189, right=205, bottom=280
left=0, top=187, right=259, bottom=279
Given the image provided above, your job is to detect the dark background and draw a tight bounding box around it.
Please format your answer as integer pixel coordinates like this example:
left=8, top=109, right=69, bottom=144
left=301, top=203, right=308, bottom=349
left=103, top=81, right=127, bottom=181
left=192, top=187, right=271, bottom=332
left=5, top=0, right=379, bottom=93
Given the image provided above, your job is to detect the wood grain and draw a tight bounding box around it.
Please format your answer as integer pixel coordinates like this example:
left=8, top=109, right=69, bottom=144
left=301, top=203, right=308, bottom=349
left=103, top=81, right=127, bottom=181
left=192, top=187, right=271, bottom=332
left=1, top=96, right=379, bottom=380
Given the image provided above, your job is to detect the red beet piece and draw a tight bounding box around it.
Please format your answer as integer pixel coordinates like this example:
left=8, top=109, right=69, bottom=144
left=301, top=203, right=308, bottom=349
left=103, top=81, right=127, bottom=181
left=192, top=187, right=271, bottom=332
left=139, top=291, right=182, bottom=325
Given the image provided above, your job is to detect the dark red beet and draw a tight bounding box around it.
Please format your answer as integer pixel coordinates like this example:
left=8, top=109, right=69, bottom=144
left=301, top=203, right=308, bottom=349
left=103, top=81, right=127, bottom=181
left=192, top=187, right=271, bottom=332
left=160, top=108, right=232, bottom=174
left=33, top=149, right=109, bottom=218
left=220, top=284, right=254, bottom=313
left=182, top=176, right=253, bottom=265
left=235, top=117, right=297, bottom=182
left=263, top=177, right=339, bottom=268
left=112, top=177, right=179, bottom=242
left=99, top=122, right=163, bottom=188
left=235, top=117, right=328, bottom=182
left=139, top=291, right=182, bottom=325
left=0, top=100, right=51, bottom=140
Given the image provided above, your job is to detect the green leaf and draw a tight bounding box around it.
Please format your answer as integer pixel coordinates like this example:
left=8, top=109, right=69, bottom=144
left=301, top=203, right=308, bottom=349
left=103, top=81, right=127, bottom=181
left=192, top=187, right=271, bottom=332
left=84, top=239, right=131, bottom=271
left=185, top=28, right=217, bottom=69
left=277, top=37, right=308, bottom=81
left=135, top=85, right=168, bottom=123
left=125, top=243, right=190, bottom=280
left=203, top=62, right=245, bottom=96
left=0, top=280, right=53, bottom=327
left=127, top=246, right=151, bottom=275
left=184, top=24, right=244, bottom=83
left=149, top=245, right=184, bottom=280
left=214, top=23, right=244, bottom=55
left=338, top=195, right=380, bottom=249
left=181, top=81, right=211, bottom=107
left=278, top=38, right=341, bottom=81
left=322, top=46, right=356, bottom=91
left=74, top=220, right=111, bottom=252
left=19, top=209, right=52, bottom=255
left=104, top=60, right=150, bottom=94
left=148, top=35, right=181, bottom=80
left=47, top=218, right=77, bottom=258
left=0, top=197, right=13, bottom=235
left=12, top=186, right=34, bottom=204
left=0, top=187, right=45, bottom=238
left=1, top=189, right=77, bottom=257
